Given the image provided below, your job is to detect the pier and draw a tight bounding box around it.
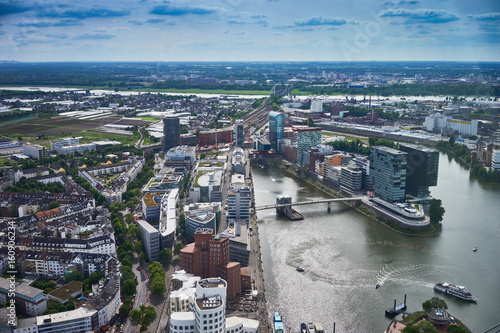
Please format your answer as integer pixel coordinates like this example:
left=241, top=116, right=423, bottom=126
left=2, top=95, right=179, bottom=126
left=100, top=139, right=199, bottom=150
left=385, top=294, right=409, bottom=317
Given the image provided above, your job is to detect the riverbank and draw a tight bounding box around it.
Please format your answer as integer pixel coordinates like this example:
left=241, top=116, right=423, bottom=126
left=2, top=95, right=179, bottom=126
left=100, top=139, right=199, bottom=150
left=258, top=158, right=440, bottom=237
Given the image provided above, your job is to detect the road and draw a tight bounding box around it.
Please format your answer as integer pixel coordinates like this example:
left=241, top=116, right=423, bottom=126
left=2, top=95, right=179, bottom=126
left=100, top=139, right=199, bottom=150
left=123, top=260, right=149, bottom=333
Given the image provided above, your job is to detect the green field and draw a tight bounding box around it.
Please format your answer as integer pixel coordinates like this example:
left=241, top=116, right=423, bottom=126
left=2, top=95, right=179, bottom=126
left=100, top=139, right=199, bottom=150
left=136, top=88, right=268, bottom=95
left=0, top=116, right=39, bottom=125
left=133, top=116, right=161, bottom=121
left=290, top=88, right=360, bottom=96
left=0, top=115, right=139, bottom=147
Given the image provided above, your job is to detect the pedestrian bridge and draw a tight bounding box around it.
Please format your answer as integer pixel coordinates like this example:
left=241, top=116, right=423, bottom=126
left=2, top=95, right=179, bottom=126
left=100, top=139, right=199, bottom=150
left=254, top=196, right=365, bottom=211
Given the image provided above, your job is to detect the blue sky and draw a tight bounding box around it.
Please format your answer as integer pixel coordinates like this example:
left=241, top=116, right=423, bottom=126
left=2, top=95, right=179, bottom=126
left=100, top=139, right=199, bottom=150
left=0, top=0, right=499, bottom=62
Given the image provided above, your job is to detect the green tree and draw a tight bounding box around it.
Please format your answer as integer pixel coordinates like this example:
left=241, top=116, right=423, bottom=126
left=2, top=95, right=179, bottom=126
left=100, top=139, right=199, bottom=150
left=174, top=242, right=184, bottom=255
left=416, top=321, right=439, bottom=333
left=141, top=306, right=157, bottom=328
left=121, top=266, right=135, bottom=281
left=129, top=309, right=142, bottom=326
left=133, top=241, right=144, bottom=254
left=48, top=201, right=60, bottom=209
left=158, top=248, right=172, bottom=265
left=429, top=199, right=445, bottom=224
left=447, top=326, right=468, bottom=333
left=449, top=135, right=455, bottom=146
left=402, top=325, right=419, bottom=333
left=422, top=297, right=448, bottom=311
left=123, top=279, right=137, bottom=296
left=150, top=277, right=166, bottom=295
left=64, top=270, right=83, bottom=284
left=119, top=303, right=130, bottom=317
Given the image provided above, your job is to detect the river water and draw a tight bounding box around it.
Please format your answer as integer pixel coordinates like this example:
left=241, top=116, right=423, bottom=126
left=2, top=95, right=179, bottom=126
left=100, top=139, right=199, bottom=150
left=253, top=153, right=500, bottom=333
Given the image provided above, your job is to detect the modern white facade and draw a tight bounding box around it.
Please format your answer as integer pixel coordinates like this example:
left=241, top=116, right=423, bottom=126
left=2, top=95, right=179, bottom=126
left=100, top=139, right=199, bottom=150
left=492, top=150, right=500, bottom=171
left=137, top=219, right=160, bottom=261
left=169, top=276, right=259, bottom=333
left=424, top=113, right=478, bottom=136
left=227, top=175, right=250, bottom=224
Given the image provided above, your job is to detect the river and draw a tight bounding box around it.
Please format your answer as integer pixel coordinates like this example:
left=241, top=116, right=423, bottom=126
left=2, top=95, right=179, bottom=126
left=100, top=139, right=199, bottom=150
left=253, top=153, right=500, bottom=333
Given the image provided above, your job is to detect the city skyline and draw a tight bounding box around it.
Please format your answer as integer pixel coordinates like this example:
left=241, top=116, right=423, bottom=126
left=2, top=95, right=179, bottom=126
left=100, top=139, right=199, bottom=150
left=0, top=0, right=499, bottom=62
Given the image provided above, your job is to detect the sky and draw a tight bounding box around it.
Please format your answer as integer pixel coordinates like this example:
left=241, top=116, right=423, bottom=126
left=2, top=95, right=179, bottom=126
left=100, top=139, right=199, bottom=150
left=0, top=0, right=499, bottom=62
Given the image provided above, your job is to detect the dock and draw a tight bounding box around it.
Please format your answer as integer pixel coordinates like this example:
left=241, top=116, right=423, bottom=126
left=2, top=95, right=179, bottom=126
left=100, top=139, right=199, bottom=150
left=385, top=294, right=409, bottom=317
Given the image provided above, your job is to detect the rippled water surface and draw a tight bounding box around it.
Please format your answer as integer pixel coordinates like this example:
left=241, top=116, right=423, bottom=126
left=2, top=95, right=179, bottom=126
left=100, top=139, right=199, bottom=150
left=254, top=153, right=500, bottom=332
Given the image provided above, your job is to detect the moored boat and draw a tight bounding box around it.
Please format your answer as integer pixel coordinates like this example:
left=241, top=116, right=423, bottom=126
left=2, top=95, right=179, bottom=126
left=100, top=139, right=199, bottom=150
left=434, top=282, right=477, bottom=302
left=300, top=323, right=307, bottom=333
left=273, top=312, right=284, bottom=333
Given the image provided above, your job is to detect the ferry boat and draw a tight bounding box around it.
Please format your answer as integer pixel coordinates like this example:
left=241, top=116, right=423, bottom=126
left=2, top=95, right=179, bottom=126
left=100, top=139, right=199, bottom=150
left=273, top=312, right=284, bottom=333
left=434, top=283, right=478, bottom=302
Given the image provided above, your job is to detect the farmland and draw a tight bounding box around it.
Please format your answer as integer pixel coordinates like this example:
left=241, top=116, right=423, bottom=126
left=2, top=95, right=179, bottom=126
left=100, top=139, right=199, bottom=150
left=0, top=115, right=139, bottom=147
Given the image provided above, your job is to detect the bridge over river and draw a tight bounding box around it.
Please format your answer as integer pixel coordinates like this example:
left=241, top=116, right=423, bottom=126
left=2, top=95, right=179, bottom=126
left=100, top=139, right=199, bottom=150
left=254, top=196, right=365, bottom=220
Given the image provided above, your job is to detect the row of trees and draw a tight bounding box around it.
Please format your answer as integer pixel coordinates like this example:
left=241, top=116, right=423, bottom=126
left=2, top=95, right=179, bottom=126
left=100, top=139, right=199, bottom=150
left=437, top=137, right=500, bottom=182
left=4, top=177, right=64, bottom=193
left=295, top=82, right=500, bottom=97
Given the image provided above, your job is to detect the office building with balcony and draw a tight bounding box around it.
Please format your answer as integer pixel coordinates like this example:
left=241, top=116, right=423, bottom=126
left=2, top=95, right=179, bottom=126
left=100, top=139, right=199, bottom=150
left=184, top=203, right=221, bottom=243
left=268, top=111, right=284, bottom=152
left=369, top=146, right=408, bottom=203
left=399, top=144, right=439, bottom=198
left=295, top=127, right=322, bottom=167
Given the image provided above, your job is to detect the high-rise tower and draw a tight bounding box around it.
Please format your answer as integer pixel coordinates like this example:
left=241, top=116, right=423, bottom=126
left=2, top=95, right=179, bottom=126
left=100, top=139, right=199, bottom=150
left=163, top=115, right=180, bottom=151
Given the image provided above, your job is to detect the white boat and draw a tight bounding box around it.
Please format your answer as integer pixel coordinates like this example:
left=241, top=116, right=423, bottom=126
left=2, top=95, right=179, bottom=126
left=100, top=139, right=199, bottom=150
left=434, top=282, right=477, bottom=302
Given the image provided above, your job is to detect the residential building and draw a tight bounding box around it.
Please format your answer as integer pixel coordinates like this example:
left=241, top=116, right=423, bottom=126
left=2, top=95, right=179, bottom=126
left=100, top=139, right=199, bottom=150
left=369, top=146, right=408, bottom=203
left=268, top=111, right=284, bottom=152
left=399, top=144, right=439, bottom=198
left=0, top=277, right=48, bottom=316
left=47, top=281, right=83, bottom=304
left=23, top=143, right=47, bottom=160
left=164, top=115, right=181, bottom=151
left=36, top=307, right=98, bottom=333
left=137, top=220, right=160, bottom=261
left=296, top=127, right=322, bottom=167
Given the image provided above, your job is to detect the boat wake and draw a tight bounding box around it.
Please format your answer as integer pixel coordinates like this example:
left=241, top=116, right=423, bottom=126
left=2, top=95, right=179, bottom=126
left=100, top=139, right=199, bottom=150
left=376, top=258, right=436, bottom=288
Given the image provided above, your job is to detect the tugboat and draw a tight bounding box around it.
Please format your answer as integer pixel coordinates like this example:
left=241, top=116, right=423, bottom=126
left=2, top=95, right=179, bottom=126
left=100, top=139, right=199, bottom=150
left=296, top=267, right=305, bottom=272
